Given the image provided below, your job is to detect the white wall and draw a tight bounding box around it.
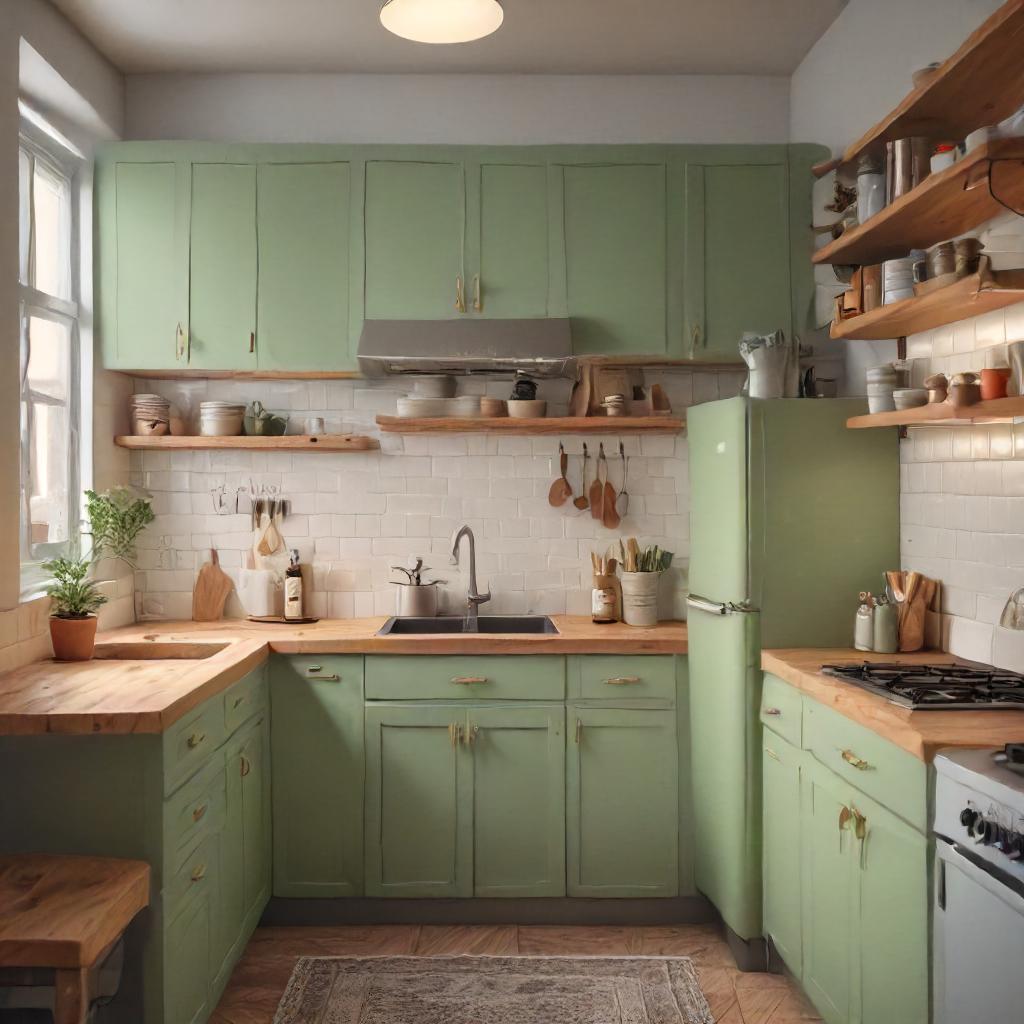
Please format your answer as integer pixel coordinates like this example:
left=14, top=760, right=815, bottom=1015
left=124, top=72, right=790, bottom=144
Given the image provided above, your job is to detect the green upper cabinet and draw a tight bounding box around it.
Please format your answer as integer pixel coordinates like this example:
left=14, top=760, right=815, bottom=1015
left=363, top=158, right=465, bottom=319
left=270, top=656, right=364, bottom=898
left=188, top=163, right=258, bottom=370
left=566, top=707, right=678, bottom=897
left=558, top=161, right=672, bottom=355
left=257, top=162, right=354, bottom=370
left=97, top=157, right=189, bottom=370
left=683, top=152, right=791, bottom=361
left=469, top=160, right=551, bottom=318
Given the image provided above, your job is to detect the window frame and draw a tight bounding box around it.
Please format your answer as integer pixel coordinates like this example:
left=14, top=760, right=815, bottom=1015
left=18, top=119, right=85, bottom=591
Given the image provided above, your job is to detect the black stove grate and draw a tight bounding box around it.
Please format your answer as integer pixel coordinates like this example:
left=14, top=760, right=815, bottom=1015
left=821, top=662, right=1024, bottom=709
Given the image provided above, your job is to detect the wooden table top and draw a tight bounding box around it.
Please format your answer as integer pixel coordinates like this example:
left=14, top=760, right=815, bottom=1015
left=0, top=617, right=686, bottom=737
left=0, top=854, right=150, bottom=969
left=762, top=647, right=1024, bottom=762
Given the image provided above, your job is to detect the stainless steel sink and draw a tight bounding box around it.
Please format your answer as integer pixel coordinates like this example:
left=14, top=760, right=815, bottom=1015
left=378, top=615, right=559, bottom=635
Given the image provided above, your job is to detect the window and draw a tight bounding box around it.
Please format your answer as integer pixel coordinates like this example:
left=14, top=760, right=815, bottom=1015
left=18, top=123, right=82, bottom=580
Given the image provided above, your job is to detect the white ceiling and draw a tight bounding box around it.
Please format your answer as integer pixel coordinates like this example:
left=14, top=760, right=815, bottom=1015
left=51, top=0, right=847, bottom=75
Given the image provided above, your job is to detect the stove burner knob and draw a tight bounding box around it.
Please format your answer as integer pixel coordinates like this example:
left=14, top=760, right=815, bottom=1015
left=972, top=817, right=996, bottom=845
left=960, top=808, right=978, bottom=829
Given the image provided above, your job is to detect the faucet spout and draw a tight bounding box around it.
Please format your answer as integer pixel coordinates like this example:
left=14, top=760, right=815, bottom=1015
left=450, top=525, right=491, bottom=623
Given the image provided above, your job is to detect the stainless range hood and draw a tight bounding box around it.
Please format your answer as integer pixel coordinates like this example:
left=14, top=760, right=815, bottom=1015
left=357, top=318, right=576, bottom=378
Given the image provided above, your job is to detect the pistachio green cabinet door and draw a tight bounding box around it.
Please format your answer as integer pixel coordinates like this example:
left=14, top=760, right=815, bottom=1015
left=469, top=705, right=565, bottom=897
left=228, top=715, right=271, bottom=921
left=188, top=163, right=258, bottom=369
left=364, top=704, right=472, bottom=897
left=856, top=793, right=929, bottom=1024
left=364, top=159, right=465, bottom=319
left=165, top=892, right=212, bottom=1024
left=684, top=158, right=791, bottom=361
left=801, top=760, right=855, bottom=1024
left=567, top=708, right=678, bottom=897
left=559, top=163, right=670, bottom=354
left=257, top=162, right=353, bottom=370
left=97, top=158, right=189, bottom=369
left=469, top=161, right=550, bottom=318
left=270, top=657, right=364, bottom=897
left=762, top=731, right=803, bottom=977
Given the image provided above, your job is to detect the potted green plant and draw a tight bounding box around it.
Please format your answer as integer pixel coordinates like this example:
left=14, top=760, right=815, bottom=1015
left=42, top=556, right=108, bottom=661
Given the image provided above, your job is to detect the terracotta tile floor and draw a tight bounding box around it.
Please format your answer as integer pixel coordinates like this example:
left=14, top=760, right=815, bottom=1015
left=212, top=923, right=822, bottom=1023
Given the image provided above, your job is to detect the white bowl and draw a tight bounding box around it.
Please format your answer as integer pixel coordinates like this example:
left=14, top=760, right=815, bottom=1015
left=893, top=388, right=929, bottom=410
left=507, top=399, right=547, bottom=419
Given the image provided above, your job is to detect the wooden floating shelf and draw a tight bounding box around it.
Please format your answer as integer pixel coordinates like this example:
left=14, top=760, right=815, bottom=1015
left=376, top=415, right=685, bottom=435
left=847, top=397, right=1024, bottom=429
left=840, top=0, right=1024, bottom=169
left=114, top=434, right=379, bottom=451
left=814, top=139, right=1024, bottom=267
left=832, top=269, right=1024, bottom=340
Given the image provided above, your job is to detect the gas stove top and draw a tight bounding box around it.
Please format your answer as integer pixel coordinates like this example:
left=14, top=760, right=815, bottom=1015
left=821, top=662, right=1024, bottom=710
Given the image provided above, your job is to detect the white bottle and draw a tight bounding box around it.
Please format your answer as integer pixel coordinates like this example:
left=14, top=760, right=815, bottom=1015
left=284, top=549, right=304, bottom=621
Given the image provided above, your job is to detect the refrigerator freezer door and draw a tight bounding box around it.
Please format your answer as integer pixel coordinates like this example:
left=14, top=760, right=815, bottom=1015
left=748, top=399, right=900, bottom=648
left=688, top=398, right=749, bottom=605
left=689, top=601, right=763, bottom=941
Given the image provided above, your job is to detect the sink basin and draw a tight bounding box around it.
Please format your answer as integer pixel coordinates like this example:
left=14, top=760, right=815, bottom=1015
left=378, top=615, right=559, bottom=636
left=92, top=641, right=231, bottom=661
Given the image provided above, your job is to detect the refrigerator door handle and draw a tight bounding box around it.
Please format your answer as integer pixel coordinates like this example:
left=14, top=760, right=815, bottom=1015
left=687, top=594, right=759, bottom=616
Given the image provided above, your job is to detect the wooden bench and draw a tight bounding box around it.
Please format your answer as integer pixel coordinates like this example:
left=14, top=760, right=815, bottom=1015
left=0, top=854, right=150, bottom=1023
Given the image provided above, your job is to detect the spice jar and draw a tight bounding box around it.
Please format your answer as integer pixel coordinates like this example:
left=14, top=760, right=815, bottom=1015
left=592, top=573, right=620, bottom=624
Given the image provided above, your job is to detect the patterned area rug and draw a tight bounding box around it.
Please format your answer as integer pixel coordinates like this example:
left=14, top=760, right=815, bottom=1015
left=273, top=955, right=715, bottom=1023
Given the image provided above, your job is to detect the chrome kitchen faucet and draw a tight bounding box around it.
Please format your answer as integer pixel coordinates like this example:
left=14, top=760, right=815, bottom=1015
left=450, top=525, right=491, bottom=630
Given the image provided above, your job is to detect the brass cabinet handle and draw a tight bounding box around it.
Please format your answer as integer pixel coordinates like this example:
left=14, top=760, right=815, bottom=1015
left=763, top=707, right=782, bottom=716
left=575, top=718, right=583, bottom=744
left=841, top=749, right=872, bottom=771
left=605, top=676, right=641, bottom=686
left=455, top=275, right=466, bottom=313
left=306, top=666, right=341, bottom=681
left=463, top=725, right=480, bottom=746
left=852, top=807, right=867, bottom=841
left=838, top=804, right=852, bottom=850
left=765, top=746, right=780, bottom=762
left=473, top=274, right=482, bottom=311
left=175, top=322, right=185, bottom=361
left=451, top=676, right=488, bottom=685
left=232, top=695, right=246, bottom=708
left=187, top=732, right=205, bottom=750
left=240, top=755, right=251, bottom=778
left=249, top=331, right=255, bottom=354
left=449, top=722, right=464, bottom=748
left=192, top=803, right=208, bottom=822
left=691, top=323, right=702, bottom=352
left=190, top=863, right=206, bottom=883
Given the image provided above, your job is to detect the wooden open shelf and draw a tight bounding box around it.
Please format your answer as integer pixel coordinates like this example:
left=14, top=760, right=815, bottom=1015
left=840, top=0, right=1024, bottom=169
left=376, top=415, right=685, bottom=435
left=814, top=139, right=1024, bottom=267
left=832, top=268, right=1024, bottom=340
left=114, top=434, right=379, bottom=451
left=847, top=397, right=1024, bottom=429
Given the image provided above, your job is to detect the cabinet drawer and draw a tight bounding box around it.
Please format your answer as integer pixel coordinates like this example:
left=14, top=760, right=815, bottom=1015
left=165, top=830, right=221, bottom=919
left=804, top=700, right=928, bottom=832
left=164, top=758, right=226, bottom=873
left=365, top=655, right=564, bottom=701
left=760, top=674, right=802, bottom=747
left=163, top=702, right=225, bottom=796
left=569, top=655, right=675, bottom=703
left=224, top=668, right=268, bottom=734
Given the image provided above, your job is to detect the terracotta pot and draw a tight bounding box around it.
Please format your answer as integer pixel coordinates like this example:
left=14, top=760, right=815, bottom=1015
left=980, top=367, right=1011, bottom=401
left=50, top=615, right=98, bottom=661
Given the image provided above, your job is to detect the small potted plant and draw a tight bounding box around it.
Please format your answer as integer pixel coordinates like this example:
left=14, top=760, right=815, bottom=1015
left=42, top=556, right=108, bottom=661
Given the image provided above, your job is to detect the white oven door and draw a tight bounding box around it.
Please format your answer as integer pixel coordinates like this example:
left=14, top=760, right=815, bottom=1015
left=935, top=839, right=1024, bottom=1024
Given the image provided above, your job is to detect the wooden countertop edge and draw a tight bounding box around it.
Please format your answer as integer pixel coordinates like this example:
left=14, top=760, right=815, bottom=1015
left=761, top=648, right=1024, bottom=762
left=0, top=618, right=687, bottom=736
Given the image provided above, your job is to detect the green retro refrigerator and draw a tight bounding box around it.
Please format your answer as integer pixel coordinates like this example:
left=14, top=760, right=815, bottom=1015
left=687, top=398, right=899, bottom=966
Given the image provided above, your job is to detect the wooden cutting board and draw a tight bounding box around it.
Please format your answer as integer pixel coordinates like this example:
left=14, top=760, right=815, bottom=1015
left=192, top=549, right=234, bottom=622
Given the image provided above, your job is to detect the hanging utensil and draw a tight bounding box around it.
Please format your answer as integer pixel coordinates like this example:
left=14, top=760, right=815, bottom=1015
left=602, top=444, right=620, bottom=530
left=548, top=442, right=573, bottom=507
left=574, top=443, right=591, bottom=511
left=615, top=442, right=630, bottom=517
left=590, top=443, right=606, bottom=520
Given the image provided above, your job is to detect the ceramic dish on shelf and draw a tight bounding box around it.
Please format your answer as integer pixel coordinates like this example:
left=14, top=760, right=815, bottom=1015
left=396, top=396, right=482, bottom=418
left=507, top=399, right=547, bottom=419
left=892, top=388, right=929, bottom=411
left=480, top=397, right=508, bottom=417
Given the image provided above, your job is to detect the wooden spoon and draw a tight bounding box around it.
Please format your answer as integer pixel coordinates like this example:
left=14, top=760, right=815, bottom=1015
left=574, top=444, right=590, bottom=510
left=548, top=442, right=573, bottom=507
left=590, top=443, right=606, bottom=519
left=602, top=444, right=620, bottom=530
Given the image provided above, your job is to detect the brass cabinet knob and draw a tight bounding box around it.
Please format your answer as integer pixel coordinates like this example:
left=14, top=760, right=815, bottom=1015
left=451, top=676, right=488, bottom=685
left=841, top=749, right=871, bottom=771
left=190, top=863, right=206, bottom=883
left=605, top=676, right=641, bottom=686
left=192, top=803, right=208, bottom=822
left=187, top=732, right=205, bottom=750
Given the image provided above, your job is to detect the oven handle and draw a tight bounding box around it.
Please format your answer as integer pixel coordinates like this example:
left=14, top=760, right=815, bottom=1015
left=936, top=837, right=1024, bottom=907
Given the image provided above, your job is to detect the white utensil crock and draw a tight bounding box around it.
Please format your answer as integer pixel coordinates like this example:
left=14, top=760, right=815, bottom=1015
left=620, top=571, right=661, bottom=627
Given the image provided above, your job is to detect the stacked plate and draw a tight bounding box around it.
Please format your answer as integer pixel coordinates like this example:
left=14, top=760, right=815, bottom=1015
left=200, top=401, right=246, bottom=436
left=866, top=364, right=901, bottom=414
left=882, top=258, right=915, bottom=304
left=130, top=393, right=170, bottom=436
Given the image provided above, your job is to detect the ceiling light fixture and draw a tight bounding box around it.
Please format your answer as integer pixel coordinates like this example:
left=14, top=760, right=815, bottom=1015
left=380, top=0, right=504, bottom=44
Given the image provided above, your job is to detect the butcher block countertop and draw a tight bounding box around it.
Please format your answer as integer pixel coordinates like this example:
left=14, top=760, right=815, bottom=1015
left=763, top=648, right=1024, bottom=762
left=0, top=617, right=686, bottom=737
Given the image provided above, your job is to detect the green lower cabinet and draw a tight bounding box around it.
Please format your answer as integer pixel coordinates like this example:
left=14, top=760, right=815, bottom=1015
left=567, top=707, right=678, bottom=897
left=270, top=656, right=364, bottom=897
left=762, top=730, right=803, bottom=976
left=165, top=891, right=214, bottom=1024
left=364, top=704, right=472, bottom=897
